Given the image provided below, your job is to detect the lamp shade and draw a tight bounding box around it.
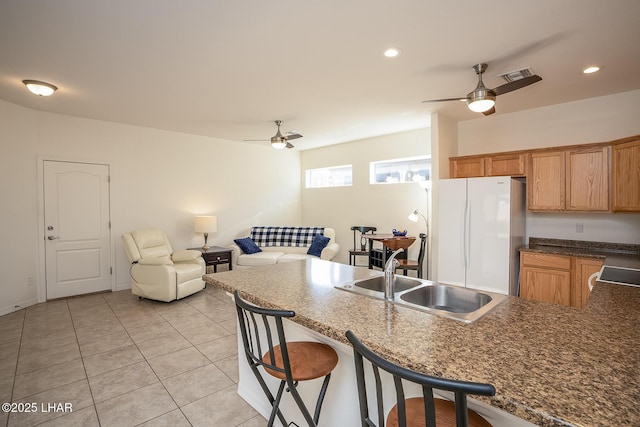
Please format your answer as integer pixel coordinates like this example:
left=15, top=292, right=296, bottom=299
left=408, top=210, right=420, bottom=222
left=194, top=216, right=217, bottom=233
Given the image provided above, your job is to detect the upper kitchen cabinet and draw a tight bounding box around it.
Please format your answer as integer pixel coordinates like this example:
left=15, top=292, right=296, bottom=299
left=565, top=146, right=609, bottom=211
left=611, top=139, right=640, bottom=212
left=528, top=151, right=565, bottom=210
left=450, top=156, right=484, bottom=178
left=450, top=153, right=526, bottom=178
left=528, top=146, right=609, bottom=212
left=485, top=153, right=526, bottom=177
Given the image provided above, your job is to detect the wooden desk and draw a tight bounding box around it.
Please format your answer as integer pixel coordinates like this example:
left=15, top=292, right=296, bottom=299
left=366, top=234, right=415, bottom=269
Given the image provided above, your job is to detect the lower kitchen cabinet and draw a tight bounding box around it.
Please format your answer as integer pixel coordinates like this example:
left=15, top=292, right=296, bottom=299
left=574, top=257, right=603, bottom=308
left=519, top=252, right=603, bottom=308
left=520, top=253, right=572, bottom=306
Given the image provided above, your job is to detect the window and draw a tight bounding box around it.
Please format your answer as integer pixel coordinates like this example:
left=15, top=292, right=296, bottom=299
left=305, top=165, right=352, bottom=188
left=370, top=156, right=431, bottom=185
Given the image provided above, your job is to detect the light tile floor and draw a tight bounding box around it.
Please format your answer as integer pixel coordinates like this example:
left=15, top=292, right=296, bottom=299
left=0, top=285, right=266, bottom=427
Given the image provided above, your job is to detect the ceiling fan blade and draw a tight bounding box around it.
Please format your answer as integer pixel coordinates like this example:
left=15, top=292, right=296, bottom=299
left=243, top=139, right=269, bottom=142
left=422, top=97, right=466, bottom=103
left=286, top=142, right=295, bottom=149
left=285, top=132, right=303, bottom=140
left=493, top=75, right=542, bottom=96
left=482, top=106, right=496, bottom=116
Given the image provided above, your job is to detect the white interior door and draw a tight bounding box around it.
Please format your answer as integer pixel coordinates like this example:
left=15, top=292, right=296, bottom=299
left=44, top=161, right=112, bottom=299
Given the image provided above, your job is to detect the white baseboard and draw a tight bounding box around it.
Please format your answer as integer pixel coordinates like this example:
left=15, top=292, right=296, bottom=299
left=115, top=282, right=132, bottom=291
left=0, top=298, right=39, bottom=316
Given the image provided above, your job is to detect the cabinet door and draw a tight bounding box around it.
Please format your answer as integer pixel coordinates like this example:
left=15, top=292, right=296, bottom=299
left=566, top=147, right=609, bottom=211
left=528, top=151, right=565, bottom=210
left=450, top=157, right=485, bottom=178
left=574, top=258, right=603, bottom=309
left=520, top=266, right=572, bottom=306
left=486, top=153, right=526, bottom=177
left=612, top=139, right=640, bottom=212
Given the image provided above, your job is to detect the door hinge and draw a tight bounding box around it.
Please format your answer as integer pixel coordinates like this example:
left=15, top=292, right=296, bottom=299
left=107, top=175, right=111, bottom=183
left=108, top=221, right=111, bottom=229
left=110, top=267, right=113, bottom=275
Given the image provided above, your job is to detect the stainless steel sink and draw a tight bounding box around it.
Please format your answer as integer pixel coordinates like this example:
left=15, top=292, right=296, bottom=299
left=335, top=276, right=506, bottom=323
left=352, top=276, right=423, bottom=293
left=400, top=285, right=493, bottom=314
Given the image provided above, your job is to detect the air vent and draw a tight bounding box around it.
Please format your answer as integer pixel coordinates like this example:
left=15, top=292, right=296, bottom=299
left=499, top=67, right=534, bottom=83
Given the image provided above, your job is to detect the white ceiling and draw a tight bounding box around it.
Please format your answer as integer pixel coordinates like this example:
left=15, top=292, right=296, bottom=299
left=1, top=0, right=639, bottom=150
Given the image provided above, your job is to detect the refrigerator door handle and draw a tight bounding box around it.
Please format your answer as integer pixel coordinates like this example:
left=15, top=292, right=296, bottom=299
left=466, top=200, right=471, bottom=269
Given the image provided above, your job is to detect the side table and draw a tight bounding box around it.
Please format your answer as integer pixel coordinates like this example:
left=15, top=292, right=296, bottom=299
left=189, top=246, right=233, bottom=273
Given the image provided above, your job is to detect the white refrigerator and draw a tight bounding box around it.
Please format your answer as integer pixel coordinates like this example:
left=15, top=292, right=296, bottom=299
left=436, top=176, right=525, bottom=296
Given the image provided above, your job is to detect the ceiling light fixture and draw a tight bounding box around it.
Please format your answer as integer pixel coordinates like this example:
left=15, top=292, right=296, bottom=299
left=383, top=48, right=401, bottom=58
left=583, top=66, right=600, bottom=74
left=466, top=64, right=495, bottom=113
left=23, top=80, right=57, bottom=96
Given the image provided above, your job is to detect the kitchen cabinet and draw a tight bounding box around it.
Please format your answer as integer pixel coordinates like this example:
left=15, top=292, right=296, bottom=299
left=574, top=258, right=603, bottom=309
left=450, top=156, right=484, bottom=178
left=520, top=252, right=603, bottom=308
left=565, top=146, right=609, bottom=211
left=520, top=252, right=572, bottom=306
left=611, top=139, right=640, bottom=212
left=450, top=153, right=526, bottom=178
left=527, top=151, right=565, bottom=210
left=527, top=146, right=609, bottom=211
left=485, top=153, right=526, bottom=177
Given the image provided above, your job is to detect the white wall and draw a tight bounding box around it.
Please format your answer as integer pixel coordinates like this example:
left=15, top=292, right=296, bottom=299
left=301, top=128, right=431, bottom=271
left=455, top=90, right=640, bottom=244
left=0, top=99, right=301, bottom=315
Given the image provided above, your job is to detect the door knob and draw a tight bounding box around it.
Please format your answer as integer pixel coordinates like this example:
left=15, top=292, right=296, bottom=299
left=47, top=235, right=60, bottom=240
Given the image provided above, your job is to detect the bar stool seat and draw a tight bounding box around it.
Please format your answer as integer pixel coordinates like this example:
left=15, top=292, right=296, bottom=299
left=387, top=397, right=492, bottom=427
left=263, top=341, right=338, bottom=381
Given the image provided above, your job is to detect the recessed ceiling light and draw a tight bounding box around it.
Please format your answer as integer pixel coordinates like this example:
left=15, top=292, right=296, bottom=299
left=383, top=48, right=401, bottom=58
left=583, top=66, right=600, bottom=74
left=23, top=80, right=57, bottom=96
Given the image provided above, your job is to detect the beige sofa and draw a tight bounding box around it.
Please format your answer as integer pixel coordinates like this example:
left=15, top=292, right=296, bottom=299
left=230, top=226, right=339, bottom=268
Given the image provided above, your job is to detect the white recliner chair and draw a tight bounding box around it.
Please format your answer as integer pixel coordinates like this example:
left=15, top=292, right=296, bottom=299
left=122, top=229, right=206, bottom=302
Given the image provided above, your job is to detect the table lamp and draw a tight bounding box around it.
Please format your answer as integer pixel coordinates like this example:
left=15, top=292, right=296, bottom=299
left=194, top=216, right=217, bottom=250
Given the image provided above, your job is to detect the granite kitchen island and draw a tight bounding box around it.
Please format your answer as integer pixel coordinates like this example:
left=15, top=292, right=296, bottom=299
left=204, top=258, right=639, bottom=427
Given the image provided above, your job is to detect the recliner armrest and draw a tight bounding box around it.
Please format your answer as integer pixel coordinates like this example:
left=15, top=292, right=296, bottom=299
left=172, top=249, right=202, bottom=263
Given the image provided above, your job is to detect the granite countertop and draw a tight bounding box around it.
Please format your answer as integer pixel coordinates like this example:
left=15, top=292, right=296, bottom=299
left=204, top=259, right=640, bottom=427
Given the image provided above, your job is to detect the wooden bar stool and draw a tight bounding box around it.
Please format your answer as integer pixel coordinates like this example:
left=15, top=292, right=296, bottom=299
left=234, top=290, right=338, bottom=427
left=346, top=330, right=494, bottom=427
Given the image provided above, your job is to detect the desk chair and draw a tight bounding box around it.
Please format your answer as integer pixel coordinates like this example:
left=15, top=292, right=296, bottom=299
left=396, top=233, right=427, bottom=279
left=346, top=330, right=494, bottom=427
left=234, top=291, right=338, bottom=427
left=349, top=226, right=377, bottom=266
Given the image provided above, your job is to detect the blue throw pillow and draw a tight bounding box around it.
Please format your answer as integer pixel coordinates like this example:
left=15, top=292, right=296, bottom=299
left=234, top=237, right=262, bottom=255
left=307, top=234, right=330, bottom=257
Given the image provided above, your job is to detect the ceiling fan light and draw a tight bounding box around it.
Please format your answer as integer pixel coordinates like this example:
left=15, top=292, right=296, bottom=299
left=23, top=80, right=57, bottom=96
left=468, top=98, right=495, bottom=113
left=271, top=138, right=287, bottom=149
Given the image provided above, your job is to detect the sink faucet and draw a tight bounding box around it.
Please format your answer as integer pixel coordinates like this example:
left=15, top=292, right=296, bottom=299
left=384, top=248, right=404, bottom=300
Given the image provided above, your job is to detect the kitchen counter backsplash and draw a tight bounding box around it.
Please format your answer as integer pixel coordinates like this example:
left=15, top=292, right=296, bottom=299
left=523, top=237, right=640, bottom=259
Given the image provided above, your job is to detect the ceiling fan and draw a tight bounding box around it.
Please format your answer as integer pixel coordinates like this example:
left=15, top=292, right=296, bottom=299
left=422, top=63, right=542, bottom=116
left=245, top=120, right=303, bottom=149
